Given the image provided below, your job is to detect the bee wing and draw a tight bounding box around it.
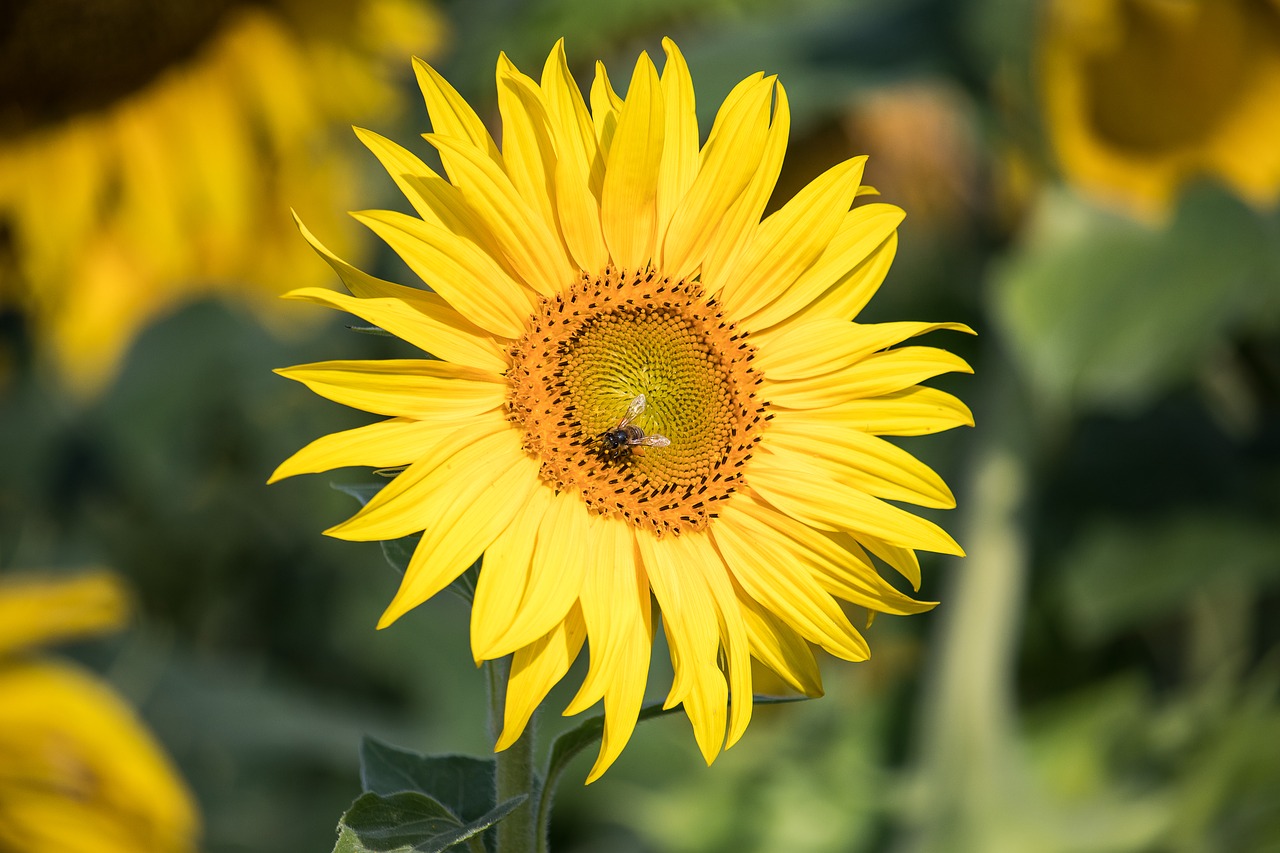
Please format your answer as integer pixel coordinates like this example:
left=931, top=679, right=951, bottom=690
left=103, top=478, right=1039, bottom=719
left=618, top=394, right=647, bottom=429
left=634, top=434, right=670, bottom=448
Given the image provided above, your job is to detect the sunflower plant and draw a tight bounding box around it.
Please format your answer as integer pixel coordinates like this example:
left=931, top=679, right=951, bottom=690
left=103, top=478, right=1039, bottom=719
left=273, top=38, right=972, bottom=853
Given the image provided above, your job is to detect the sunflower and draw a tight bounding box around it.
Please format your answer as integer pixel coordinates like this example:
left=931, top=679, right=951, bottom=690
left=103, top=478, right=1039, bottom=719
left=0, top=0, right=441, bottom=393
left=0, top=572, right=199, bottom=851
left=1039, top=0, right=1280, bottom=217
left=274, top=39, right=972, bottom=782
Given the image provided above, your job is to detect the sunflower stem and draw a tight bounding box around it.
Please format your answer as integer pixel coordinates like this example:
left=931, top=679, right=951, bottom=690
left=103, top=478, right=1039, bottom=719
left=488, top=656, right=537, bottom=853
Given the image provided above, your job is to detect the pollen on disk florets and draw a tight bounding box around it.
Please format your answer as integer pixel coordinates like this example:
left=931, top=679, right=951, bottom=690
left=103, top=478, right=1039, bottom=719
left=506, top=267, right=769, bottom=536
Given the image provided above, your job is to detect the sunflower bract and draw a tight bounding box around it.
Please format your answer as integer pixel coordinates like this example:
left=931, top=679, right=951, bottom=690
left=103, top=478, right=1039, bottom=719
left=273, top=38, right=973, bottom=782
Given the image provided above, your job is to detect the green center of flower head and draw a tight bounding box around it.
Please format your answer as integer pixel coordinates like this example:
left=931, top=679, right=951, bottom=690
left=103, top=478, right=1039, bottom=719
left=506, top=268, right=769, bottom=536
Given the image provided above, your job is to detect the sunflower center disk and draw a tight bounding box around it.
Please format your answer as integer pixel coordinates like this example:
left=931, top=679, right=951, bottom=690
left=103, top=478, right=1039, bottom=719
left=507, top=268, right=768, bottom=536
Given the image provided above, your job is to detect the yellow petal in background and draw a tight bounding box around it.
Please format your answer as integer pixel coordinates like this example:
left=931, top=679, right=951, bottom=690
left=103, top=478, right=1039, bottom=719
left=0, top=660, right=200, bottom=853
left=0, top=572, right=131, bottom=656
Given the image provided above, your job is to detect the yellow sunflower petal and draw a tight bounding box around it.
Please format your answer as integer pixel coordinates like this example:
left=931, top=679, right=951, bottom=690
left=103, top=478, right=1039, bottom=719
left=764, top=346, right=973, bottom=410
left=764, top=423, right=956, bottom=508
left=803, top=385, right=975, bottom=436
left=637, top=530, right=728, bottom=764
left=378, top=438, right=541, bottom=627
left=541, top=41, right=609, bottom=273
left=497, top=607, right=587, bottom=751
left=698, top=80, right=792, bottom=294
left=601, top=51, right=664, bottom=271
left=485, top=489, right=593, bottom=657
left=325, top=412, right=511, bottom=541
left=347, top=136, right=500, bottom=252
left=567, top=518, right=654, bottom=782
left=589, top=60, right=623, bottom=156
left=655, top=38, right=699, bottom=244
left=748, top=460, right=964, bottom=556
left=413, top=56, right=501, bottom=163
left=739, top=596, right=824, bottom=697
left=269, top=417, right=445, bottom=484
left=0, top=572, right=131, bottom=656
left=729, top=493, right=935, bottom=614
left=283, top=285, right=507, bottom=373
left=677, top=652, right=730, bottom=767
left=746, top=203, right=904, bottom=331
left=354, top=208, right=538, bottom=337
left=471, top=485, right=557, bottom=660
left=713, top=505, right=869, bottom=661
left=495, top=55, right=562, bottom=253
left=275, top=359, right=505, bottom=419
left=659, top=74, right=774, bottom=280
left=785, top=230, right=899, bottom=329
left=683, top=530, right=753, bottom=749
left=426, top=133, right=575, bottom=296
left=840, top=530, right=924, bottom=593
left=715, top=155, right=864, bottom=316
left=754, top=319, right=974, bottom=380
left=353, top=127, right=452, bottom=227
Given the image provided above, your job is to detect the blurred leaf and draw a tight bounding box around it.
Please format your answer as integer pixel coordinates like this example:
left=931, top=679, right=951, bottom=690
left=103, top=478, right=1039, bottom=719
left=333, top=790, right=524, bottom=853
left=1168, top=672, right=1280, bottom=851
left=360, top=737, right=496, bottom=826
left=1059, top=512, right=1280, bottom=643
left=992, top=185, right=1280, bottom=413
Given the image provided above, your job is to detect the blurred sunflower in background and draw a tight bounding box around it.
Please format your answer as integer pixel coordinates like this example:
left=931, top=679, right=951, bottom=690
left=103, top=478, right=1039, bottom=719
left=0, top=571, right=199, bottom=852
left=1039, top=0, right=1280, bottom=218
left=0, top=0, right=442, bottom=393
left=274, top=39, right=972, bottom=782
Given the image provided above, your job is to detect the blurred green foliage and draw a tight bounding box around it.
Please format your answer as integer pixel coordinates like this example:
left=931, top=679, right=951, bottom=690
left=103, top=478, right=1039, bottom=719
left=3, top=0, right=1280, bottom=851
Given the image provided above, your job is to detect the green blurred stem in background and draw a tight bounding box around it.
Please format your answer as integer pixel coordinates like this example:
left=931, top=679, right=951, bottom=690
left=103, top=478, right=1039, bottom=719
left=488, top=657, right=537, bottom=853
left=902, top=351, right=1041, bottom=850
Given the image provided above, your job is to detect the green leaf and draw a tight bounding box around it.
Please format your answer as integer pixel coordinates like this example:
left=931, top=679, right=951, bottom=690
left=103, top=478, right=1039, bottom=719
left=1059, top=512, right=1280, bottom=643
left=359, top=736, right=496, bottom=825
left=991, top=185, right=1278, bottom=413
left=333, top=791, right=526, bottom=853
